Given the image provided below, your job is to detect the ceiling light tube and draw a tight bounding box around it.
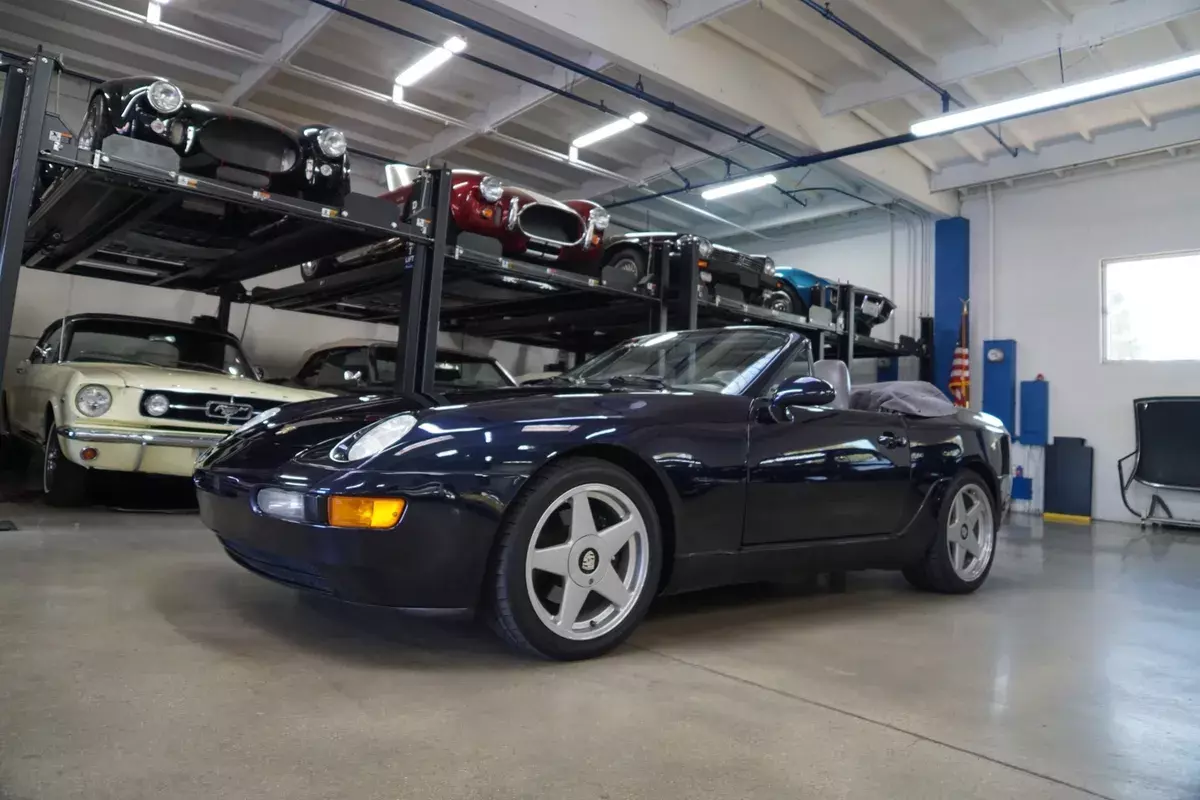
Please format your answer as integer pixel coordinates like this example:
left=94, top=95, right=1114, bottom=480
left=146, top=0, right=163, bottom=24
left=912, top=52, right=1200, bottom=138
left=700, top=173, right=778, bottom=200
left=572, top=111, right=649, bottom=150
left=394, top=36, right=466, bottom=92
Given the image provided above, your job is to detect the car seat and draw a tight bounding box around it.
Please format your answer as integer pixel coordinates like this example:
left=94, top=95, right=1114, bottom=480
left=812, top=359, right=851, bottom=409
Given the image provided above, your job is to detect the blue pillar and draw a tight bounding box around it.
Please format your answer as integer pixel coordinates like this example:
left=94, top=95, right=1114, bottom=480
left=934, top=217, right=970, bottom=397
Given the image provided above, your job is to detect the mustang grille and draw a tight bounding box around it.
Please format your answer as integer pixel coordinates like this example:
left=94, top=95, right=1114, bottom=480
left=140, top=390, right=282, bottom=426
left=196, top=119, right=297, bottom=176
left=518, top=204, right=583, bottom=246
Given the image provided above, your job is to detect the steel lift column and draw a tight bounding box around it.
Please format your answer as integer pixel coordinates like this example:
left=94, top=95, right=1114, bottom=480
left=392, top=167, right=451, bottom=395
left=664, top=240, right=699, bottom=331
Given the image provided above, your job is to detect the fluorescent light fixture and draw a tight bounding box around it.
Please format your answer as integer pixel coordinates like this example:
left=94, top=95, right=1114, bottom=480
left=912, top=52, right=1200, bottom=138
left=701, top=173, right=778, bottom=201
left=146, top=0, right=162, bottom=23
left=572, top=111, right=649, bottom=150
left=393, top=35, right=466, bottom=99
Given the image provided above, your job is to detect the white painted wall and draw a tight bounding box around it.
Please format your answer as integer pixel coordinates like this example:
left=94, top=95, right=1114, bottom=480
left=964, top=155, right=1200, bottom=523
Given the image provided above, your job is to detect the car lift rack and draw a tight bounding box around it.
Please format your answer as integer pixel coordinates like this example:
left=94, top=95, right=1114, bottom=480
left=0, top=51, right=927, bottom=401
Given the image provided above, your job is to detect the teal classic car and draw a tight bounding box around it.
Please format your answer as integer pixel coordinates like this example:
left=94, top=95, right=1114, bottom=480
left=767, top=265, right=896, bottom=333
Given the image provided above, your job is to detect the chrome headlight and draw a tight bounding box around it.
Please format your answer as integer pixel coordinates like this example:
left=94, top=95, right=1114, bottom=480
left=75, top=385, right=112, bottom=418
left=686, top=236, right=713, bottom=259
left=234, top=406, right=281, bottom=435
left=338, top=414, right=418, bottom=462
left=588, top=207, right=611, bottom=231
left=144, top=393, right=170, bottom=417
left=763, top=258, right=776, bottom=276
left=146, top=80, right=184, bottom=115
left=317, top=127, right=347, bottom=158
left=479, top=176, right=504, bottom=203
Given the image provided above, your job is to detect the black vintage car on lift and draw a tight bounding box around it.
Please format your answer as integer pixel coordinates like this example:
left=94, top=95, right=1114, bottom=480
left=195, top=327, right=1011, bottom=661
left=66, top=75, right=351, bottom=204
left=602, top=232, right=780, bottom=306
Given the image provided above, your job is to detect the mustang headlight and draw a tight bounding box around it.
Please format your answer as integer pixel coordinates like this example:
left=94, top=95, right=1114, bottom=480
left=317, top=127, right=348, bottom=158
left=75, top=385, right=112, bottom=417
left=763, top=258, right=776, bottom=276
left=479, top=176, right=504, bottom=203
left=588, top=207, right=611, bottom=231
left=339, top=414, right=418, bottom=462
left=144, top=393, right=170, bottom=417
left=146, top=80, right=184, bottom=115
left=234, top=406, right=281, bottom=435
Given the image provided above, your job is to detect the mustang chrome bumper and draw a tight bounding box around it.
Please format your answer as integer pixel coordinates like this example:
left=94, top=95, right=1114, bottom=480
left=59, top=427, right=228, bottom=448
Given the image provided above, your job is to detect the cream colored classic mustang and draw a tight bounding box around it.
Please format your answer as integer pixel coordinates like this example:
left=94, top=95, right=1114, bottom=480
left=1, top=313, right=328, bottom=505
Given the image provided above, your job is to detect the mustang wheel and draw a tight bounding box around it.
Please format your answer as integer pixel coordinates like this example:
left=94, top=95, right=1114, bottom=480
left=43, top=421, right=90, bottom=507
left=487, top=457, right=661, bottom=660
left=904, top=472, right=996, bottom=594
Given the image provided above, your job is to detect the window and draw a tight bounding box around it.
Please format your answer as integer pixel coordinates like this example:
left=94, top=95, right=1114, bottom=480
left=64, top=319, right=256, bottom=378
left=372, top=347, right=515, bottom=389
left=298, top=348, right=369, bottom=388
left=1103, top=252, right=1200, bottom=362
left=32, top=325, right=62, bottom=364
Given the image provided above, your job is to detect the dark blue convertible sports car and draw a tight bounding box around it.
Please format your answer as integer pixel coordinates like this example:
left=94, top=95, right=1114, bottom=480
left=195, top=327, right=1011, bottom=660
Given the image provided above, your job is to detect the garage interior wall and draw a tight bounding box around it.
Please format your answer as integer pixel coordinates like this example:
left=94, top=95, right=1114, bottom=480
left=964, top=153, right=1200, bottom=523
left=12, top=72, right=559, bottom=381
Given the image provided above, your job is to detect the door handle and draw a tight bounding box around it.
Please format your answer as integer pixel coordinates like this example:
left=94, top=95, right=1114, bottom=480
left=877, top=432, right=908, bottom=449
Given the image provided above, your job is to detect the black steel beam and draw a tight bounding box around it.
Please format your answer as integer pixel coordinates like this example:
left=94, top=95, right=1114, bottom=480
left=0, top=55, right=52, bottom=395
left=664, top=241, right=698, bottom=331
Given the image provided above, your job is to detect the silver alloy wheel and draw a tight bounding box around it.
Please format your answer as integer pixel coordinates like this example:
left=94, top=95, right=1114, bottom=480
left=946, top=484, right=995, bottom=581
left=525, top=483, right=650, bottom=641
left=43, top=426, right=58, bottom=494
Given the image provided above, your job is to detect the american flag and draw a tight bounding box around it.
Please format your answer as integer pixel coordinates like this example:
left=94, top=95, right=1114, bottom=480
left=948, top=302, right=970, bottom=407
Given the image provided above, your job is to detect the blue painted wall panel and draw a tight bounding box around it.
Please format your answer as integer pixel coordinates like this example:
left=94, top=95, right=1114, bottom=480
left=934, top=218, right=970, bottom=398
left=1020, top=379, right=1050, bottom=446
left=982, top=339, right=1017, bottom=433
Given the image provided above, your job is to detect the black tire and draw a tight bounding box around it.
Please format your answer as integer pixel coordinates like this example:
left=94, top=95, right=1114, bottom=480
left=485, top=457, right=662, bottom=660
left=299, top=258, right=337, bottom=281
left=76, top=94, right=111, bottom=152
left=765, top=285, right=807, bottom=316
left=602, top=246, right=648, bottom=280
left=903, top=472, right=997, bottom=594
left=42, top=420, right=90, bottom=507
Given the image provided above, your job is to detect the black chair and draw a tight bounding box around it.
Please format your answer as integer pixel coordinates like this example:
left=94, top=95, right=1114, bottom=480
left=1119, top=396, right=1200, bottom=529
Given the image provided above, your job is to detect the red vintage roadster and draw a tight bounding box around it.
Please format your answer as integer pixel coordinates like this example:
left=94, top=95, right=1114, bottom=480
left=301, top=168, right=610, bottom=280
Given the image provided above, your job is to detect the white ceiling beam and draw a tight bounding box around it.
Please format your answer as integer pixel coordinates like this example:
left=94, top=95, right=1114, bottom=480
left=666, top=0, right=756, bottom=34
left=1039, top=0, right=1073, bottom=24
left=257, top=84, right=433, bottom=140
left=942, top=0, right=996, bottom=43
left=840, top=0, right=936, bottom=61
left=825, top=0, right=1200, bottom=115
left=221, top=1, right=340, bottom=105
left=932, top=109, right=1200, bottom=191
left=1090, top=48, right=1155, bottom=129
left=406, top=54, right=611, bottom=165
left=1013, top=64, right=1094, bottom=142
left=477, top=0, right=958, bottom=214
left=708, top=20, right=831, bottom=93
left=1164, top=20, right=1189, bottom=51
left=761, top=0, right=885, bottom=77
left=957, top=79, right=1040, bottom=152
left=905, top=96, right=988, bottom=163
left=573, top=130, right=740, bottom=199
left=854, top=109, right=941, bottom=172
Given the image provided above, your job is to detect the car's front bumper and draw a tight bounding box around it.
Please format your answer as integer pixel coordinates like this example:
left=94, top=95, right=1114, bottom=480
left=194, top=470, right=497, bottom=610
left=59, top=425, right=228, bottom=477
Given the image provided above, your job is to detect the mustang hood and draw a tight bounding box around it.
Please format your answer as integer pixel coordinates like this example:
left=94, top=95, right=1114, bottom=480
left=75, top=363, right=329, bottom=401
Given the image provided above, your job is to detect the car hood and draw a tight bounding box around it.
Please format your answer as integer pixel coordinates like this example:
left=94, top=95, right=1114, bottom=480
left=71, top=363, right=330, bottom=400
left=188, top=102, right=298, bottom=139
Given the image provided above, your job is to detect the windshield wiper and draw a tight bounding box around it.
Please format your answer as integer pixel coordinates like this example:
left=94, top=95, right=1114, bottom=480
left=596, top=374, right=668, bottom=390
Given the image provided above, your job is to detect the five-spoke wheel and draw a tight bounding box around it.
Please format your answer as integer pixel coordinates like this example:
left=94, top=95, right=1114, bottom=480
left=904, top=472, right=997, bottom=593
left=487, top=458, right=661, bottom=660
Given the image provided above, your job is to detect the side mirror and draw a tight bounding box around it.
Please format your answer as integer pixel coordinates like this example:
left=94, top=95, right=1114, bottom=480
left=253, top=366, right=265, bottom=380
left=772, top=376, right=836, bottom=410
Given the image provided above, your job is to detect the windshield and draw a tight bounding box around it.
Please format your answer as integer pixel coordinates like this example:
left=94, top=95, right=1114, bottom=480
left=372, top=347, right=516, bottom=389
left=564, top=328, right=800, bottom=394
left=64, top=320, right=256, bottom=378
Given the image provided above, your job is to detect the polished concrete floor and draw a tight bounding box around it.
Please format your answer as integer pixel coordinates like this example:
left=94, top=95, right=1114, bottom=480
left=1, top=505, right=1198, bottom=800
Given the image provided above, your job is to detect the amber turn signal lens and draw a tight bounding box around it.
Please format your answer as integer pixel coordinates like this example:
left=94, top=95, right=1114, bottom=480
left=327, top=496, right=406, bottom=529
left=80, top=447, right=98, bottom=461
left=697, top=260, right=708, bottom=268
left=480, top=206, right=494, bottom=219
left=591, top=234, right=601, bottom=246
